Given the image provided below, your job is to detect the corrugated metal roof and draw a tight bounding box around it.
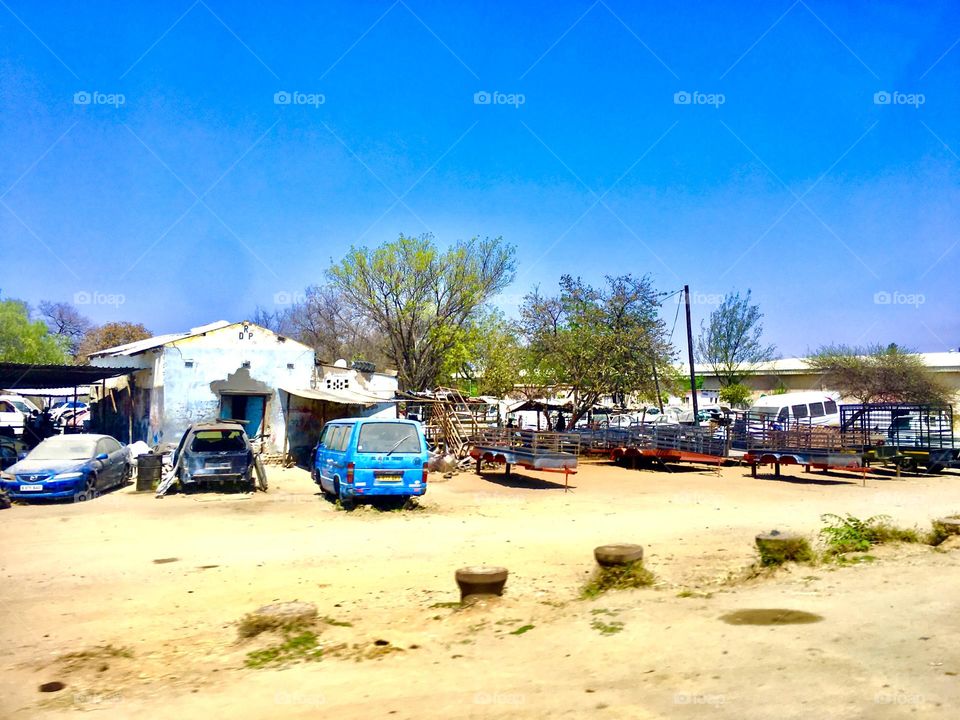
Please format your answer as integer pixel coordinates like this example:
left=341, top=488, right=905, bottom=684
left=89, top=321, right=233, bottom=358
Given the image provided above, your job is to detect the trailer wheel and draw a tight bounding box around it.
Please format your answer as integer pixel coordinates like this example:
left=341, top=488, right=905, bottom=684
left=926, top=463, right=946, bottom=474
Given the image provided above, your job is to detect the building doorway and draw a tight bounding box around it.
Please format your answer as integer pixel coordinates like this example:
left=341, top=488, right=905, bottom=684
left=219, top=394, right=268, bottom=439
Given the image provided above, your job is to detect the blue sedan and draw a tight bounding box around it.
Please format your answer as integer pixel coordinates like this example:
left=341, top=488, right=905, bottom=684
left=0, top=434, right=130, bottom=502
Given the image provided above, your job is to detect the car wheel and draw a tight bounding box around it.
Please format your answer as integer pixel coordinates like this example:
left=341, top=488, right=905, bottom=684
left=76, top=475, right=97, bottom=502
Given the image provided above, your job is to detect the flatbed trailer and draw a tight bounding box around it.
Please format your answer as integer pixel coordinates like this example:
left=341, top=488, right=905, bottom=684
left=468, top=428, right=579, bottom=490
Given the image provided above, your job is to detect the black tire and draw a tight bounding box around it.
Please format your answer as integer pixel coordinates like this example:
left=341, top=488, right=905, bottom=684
left=926, top=463, right=946, bottom=474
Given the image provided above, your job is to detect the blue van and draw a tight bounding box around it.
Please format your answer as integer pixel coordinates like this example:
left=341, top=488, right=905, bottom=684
left=311, top=418, right=429, bottom=504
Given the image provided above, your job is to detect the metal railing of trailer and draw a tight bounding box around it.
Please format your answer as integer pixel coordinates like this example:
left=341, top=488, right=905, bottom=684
left=839, top=403, right=957, bottom=473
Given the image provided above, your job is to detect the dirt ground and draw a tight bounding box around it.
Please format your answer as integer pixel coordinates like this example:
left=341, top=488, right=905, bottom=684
left=1, top=458, right=959, bottom=719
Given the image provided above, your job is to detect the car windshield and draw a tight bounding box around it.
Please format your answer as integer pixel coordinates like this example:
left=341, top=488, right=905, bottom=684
left=29, top=436, right=98, bottom=460
left=357, top=423, right=421, bottom=454
left=190, top=430, right=247, bottom=453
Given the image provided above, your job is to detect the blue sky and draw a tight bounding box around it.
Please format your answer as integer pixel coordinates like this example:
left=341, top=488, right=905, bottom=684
left=1, top=0, right=958, bottom=356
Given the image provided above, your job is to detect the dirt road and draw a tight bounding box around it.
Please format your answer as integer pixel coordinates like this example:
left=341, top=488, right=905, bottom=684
left=1, top=460, right=958, bottom=718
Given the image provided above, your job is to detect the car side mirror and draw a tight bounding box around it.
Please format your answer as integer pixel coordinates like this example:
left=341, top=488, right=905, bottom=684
left=95, top=453, right=109, bottom=461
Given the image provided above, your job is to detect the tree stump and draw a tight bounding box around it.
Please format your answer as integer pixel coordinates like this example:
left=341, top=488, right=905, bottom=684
left=455, top=566, right=508, bottom=602
left=593, top=544, right=644, bottom=567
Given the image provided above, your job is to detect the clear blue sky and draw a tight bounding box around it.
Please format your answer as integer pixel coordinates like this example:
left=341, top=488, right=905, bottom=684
left=2, top=0, right=958, bottom=357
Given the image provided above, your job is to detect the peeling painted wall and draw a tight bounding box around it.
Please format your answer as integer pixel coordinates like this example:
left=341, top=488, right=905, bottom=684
left=153, top=324, right=314, bottom=450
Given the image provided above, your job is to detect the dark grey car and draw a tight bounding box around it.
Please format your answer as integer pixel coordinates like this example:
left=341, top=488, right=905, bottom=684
left=172, top=421, right=259, bottom=491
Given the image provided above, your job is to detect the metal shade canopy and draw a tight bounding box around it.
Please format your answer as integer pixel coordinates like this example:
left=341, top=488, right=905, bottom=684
left=0, top=363, right=138, bottom=390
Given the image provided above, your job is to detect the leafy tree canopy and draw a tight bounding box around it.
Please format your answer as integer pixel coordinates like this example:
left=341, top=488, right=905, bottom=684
left=329, top=233, right=516, bottom=390
left=807, top=343, right=951, bottom=405
left=0, top=298, right=71, bottom=364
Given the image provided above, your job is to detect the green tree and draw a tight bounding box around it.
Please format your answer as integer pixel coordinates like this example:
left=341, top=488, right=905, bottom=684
left=696, top=290, right=776, bottom=387
left=329, top=234, right=516, bottom=390
left=807, top=343, right=951, bottom=404
left=719, top=382, right=753, bottom=407
left=0, top=299, right=71, bottom=364
left=441, top=308, right=521, bottom=397
left=519, top=274, right=674, bottom=425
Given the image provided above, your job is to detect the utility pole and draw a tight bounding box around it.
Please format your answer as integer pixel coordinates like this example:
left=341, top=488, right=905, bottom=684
left=651, top=358, right=664, bottom=413
left=684, top=285, right=699, bottom=426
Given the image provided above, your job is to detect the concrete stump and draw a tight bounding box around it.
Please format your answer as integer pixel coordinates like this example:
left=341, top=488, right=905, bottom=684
left=594, top=544, right=644, bottom=567
left=455, top=566, right=508, bottom=602
left=755, top=530, right=812, bottom=565
left=250, top=601, right=317, bottom=624
left=936, top=517, right=960, bottom=536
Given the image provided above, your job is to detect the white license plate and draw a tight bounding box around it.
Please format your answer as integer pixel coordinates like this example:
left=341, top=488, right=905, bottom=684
left=19, top=484, right=43, bottom=491
left=206, top=463, right=232, bottom=470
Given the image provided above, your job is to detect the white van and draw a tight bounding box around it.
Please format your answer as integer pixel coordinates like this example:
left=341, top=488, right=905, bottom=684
left=747, top=391, right=840, bottom=427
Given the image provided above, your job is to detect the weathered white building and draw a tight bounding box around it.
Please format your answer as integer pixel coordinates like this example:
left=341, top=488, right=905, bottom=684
left=90, top=321, right=315, bottom=451
left=90, top=321, right=400, bottom=456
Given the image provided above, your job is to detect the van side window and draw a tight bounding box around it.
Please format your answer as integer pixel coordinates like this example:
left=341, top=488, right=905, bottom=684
left=809, top=402, right=824, bottom=417
left=824, top=400, right=838, bottom=414
left=335, top=426, right=352, bottom=452
left=0, top=401, right=13, bottom=412
left=777, top=408, right=788, bottom=422
left=329, top=426, right=344, bottom=451
left=318, top=426, right=330, bottom=447
left=792, top=404, right=808, bottom=419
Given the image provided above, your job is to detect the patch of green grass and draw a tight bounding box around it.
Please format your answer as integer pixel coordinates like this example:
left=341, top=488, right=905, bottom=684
left=581, top=562, right=655, bottom=599
left=244, top=631, right=323, bottom=668
left=429, top=601, right=462, bottom=609
left=590, top=619, right=624, bottom=636
left=509, top=624, right=535, bottom=635
left=590, top=608, right=616, bottom=616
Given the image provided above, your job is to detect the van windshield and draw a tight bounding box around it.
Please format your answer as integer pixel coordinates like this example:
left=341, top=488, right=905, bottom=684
left=357, top=423, right=421, bottom=454
left=749, top=407, right=778, bottom=417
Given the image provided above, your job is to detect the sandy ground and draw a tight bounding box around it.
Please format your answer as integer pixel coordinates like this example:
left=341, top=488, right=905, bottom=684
left=1, top=458, right=959, bottom=719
